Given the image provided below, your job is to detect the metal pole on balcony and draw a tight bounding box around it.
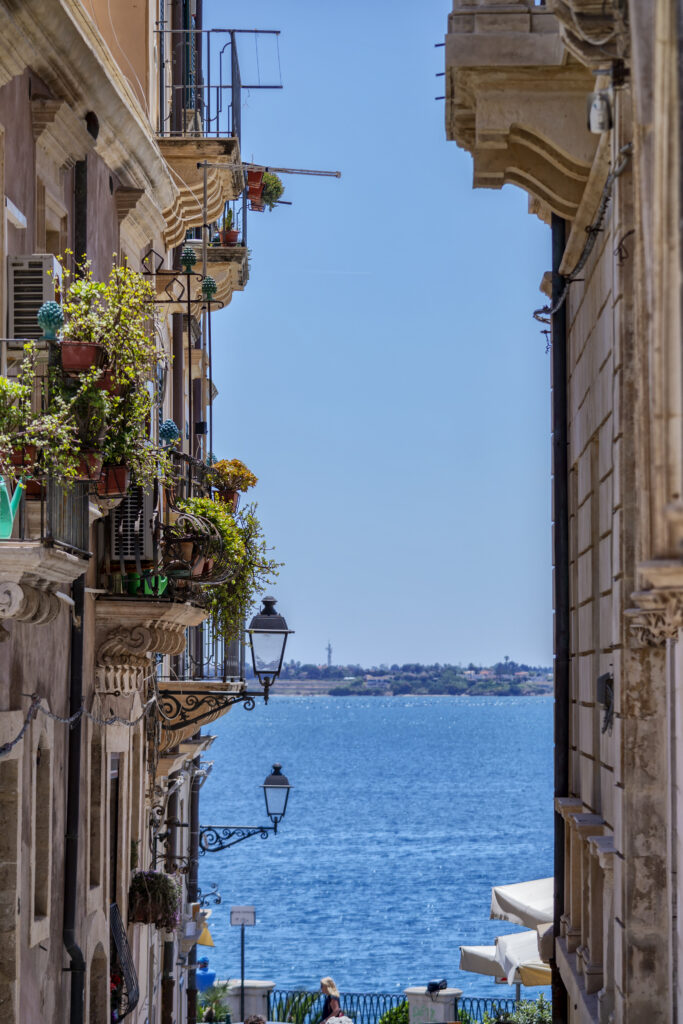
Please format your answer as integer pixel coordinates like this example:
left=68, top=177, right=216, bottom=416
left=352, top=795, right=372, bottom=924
left=230, top=30, right=241, bottom=143
left=171, top=0, right=184, bottom=134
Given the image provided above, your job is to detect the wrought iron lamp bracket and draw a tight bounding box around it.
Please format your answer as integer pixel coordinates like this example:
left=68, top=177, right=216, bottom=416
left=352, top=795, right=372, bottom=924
left=157, top=687, right=268, bottom=731
left=199, top=823, right=276, bottom=854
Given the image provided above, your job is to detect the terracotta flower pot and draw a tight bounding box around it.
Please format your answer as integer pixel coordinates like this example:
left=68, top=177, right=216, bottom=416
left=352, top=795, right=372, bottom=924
left=60, top=341, right=106, bottom=373
left=75, top=451, right=103, bottom=480
left=191, top=555, right=206, bottom=577
left=248, top=183, right=263, bottom=200
left=95, top=370, right=121, bottom=395
left=180, top=540, right=194, bottom=562
left=247, top=169, right=264, bottom=187
left=250, top=199, right=265, bottom=212
left=219, top=229, right=240, bottom=247
left=10, top=444, right=37, bottom=469
left=97, top=465, right=130, bottom=497
left=218, top=488, right=239, bottom=513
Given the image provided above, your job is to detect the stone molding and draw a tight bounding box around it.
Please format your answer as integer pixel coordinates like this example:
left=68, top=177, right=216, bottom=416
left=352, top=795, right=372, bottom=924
left=0, top=541, right=87, bottom=638
left=445, top=1, right=598, bottom=219
left=94, top=598, right=207, bottom=695
left=114, top=185, right=145, bottom=224
left=626, top=587, right=683, bottom=647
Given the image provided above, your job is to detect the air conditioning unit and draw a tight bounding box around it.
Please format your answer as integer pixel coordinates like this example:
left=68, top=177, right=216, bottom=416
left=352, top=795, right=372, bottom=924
left=111, top=487, right=156, bottom=561
left=8, top=254, right=62, bottom=339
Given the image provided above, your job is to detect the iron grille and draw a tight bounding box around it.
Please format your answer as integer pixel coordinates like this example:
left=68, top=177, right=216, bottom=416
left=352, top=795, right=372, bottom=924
left=46, top=479, right=89, bottom=555
left=110, top=902, right=140, bottom=1019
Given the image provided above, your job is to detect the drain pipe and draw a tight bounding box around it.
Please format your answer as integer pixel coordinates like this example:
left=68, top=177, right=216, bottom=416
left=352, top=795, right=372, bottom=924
left=63, top=575, right=86, bottom=1024
left=551, top=213, right=570, bottom=1024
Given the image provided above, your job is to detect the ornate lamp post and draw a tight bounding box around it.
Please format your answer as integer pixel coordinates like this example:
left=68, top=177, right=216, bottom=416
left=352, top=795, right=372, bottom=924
left=199, top=763, right=292, bottom=854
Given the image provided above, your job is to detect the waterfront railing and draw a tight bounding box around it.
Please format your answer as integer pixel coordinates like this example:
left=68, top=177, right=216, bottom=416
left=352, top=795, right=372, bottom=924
left=268, top=990, right=518, bottom=1024
left=269, top=990, right=404, bottom=1024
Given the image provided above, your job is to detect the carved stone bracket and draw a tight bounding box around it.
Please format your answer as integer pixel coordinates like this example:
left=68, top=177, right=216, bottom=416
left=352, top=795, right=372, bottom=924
left=626, top=588, right=683, bottom=647
left=0, top=541, right=88, bottom=639
left=115, top=186, right=145, bottom=224
left=551, top=0, right=629, bottom=68
left=445, top=2, right=598, bottom=219
left=30, top=97, right=93, bottom=169
left=95, top=598, right=207, bottom=695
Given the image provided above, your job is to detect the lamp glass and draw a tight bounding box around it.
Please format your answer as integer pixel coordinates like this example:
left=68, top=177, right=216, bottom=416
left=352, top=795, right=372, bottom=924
left=251, top=630, right=288, bottom=676
left=262, top=763, right=291, bottom=822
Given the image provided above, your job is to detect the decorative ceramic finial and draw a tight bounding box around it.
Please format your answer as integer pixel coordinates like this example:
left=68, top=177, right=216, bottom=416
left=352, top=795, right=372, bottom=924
left=180, top=245, right=197, bottom=271
left=201, top=276, right=217, bottom=299
left=37, top=301, right=64, bottom=341
left=159, top=419, right=181, bottom=445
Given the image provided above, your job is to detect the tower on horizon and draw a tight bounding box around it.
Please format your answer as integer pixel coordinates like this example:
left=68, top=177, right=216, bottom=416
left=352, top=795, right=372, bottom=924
left=326, top=641, right=332, bottom=668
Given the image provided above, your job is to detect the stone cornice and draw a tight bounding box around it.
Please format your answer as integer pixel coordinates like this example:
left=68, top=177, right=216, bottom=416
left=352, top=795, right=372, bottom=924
left=0, top=0, right=176, bottom=212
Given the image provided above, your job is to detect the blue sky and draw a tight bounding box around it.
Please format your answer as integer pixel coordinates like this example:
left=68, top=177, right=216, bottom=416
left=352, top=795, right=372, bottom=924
left=205, top=0, right=552, bottom=668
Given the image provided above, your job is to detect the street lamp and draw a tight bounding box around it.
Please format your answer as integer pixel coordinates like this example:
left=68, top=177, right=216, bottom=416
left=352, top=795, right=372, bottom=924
left=247, top=596, right=293, bottom=701
left=262, top=763, right=291, bottom=832
left=199, top=763, right=293, bottom=854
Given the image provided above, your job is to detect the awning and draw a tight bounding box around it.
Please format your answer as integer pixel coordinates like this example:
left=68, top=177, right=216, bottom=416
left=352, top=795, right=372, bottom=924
left=495, top=931, right=552, bottom=987
left=459, top=944, right=505, bottom=980
left=490, top=877, right=553, bottom=929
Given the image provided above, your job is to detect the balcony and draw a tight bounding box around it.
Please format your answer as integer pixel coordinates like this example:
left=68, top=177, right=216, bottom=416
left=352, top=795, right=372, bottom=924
left=445, top=0, right=598, bottom=220
left=0, top=476, right=90, bottom=636
left=155, top=26, right=249, bottom=248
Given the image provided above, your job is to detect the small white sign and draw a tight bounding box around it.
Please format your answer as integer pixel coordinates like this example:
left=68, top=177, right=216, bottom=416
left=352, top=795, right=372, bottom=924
left=230, top=905, right=256, bottom=926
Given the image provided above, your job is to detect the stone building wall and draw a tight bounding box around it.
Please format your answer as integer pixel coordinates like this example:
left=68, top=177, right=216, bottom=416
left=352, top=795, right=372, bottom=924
left=445, top=1, right=683, bottom=1021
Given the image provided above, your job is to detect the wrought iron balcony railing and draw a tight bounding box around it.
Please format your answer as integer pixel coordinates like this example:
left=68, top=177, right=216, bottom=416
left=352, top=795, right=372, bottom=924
left=155, top=26, right=282, bottom=142
left=6, top=479, right=90, bottom=558
left=110, top=902, right=140, bottom=1020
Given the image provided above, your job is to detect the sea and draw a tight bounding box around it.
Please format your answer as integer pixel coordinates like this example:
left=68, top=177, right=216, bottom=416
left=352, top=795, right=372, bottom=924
left=198, top=695, right=553, bottom=1001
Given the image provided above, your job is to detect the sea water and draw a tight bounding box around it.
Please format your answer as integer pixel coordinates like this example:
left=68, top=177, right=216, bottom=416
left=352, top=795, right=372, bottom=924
left=198, top=695, right=553, bottom=1000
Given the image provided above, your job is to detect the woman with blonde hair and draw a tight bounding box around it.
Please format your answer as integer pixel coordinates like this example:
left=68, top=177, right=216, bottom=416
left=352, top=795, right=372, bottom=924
left=319, top=977, right=341, bottom=1022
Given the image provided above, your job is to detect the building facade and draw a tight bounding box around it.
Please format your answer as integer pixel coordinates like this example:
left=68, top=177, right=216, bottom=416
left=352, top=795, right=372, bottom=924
left=445, top=2, right=682, bottom=1021
left=0, top=1, right=266, bottom=1022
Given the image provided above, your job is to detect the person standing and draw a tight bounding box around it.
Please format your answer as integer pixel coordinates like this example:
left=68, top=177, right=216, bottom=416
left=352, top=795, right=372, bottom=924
left=319, top=977, right=341, bottom=1022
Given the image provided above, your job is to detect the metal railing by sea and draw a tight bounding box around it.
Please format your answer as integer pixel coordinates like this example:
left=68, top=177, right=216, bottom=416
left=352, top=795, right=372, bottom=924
left=268, top=991, right=519, bottom=1024
left=458, top=995, right=517, bottom=1022
left=269, top=990, right=405, bottom=1024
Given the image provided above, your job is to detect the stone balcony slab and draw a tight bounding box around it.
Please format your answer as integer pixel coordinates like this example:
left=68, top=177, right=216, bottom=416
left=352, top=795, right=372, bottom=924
left=446, top=0, right=597, bottom=219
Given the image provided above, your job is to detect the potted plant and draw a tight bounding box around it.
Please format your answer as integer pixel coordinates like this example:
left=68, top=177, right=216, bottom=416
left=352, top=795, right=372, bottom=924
left=209, top=458, right=258, bottom=511
left=261, top=171, right=284, bottom=210
left=128, top=870, right=182, bottom=931
left=219, top=209, right=239, bottom=246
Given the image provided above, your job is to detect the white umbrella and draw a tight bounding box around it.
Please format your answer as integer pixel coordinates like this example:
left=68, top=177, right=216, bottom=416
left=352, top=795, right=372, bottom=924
left=495, top=931, right=552, bottom=987
left=490, top=877, right=553, bottom=929
left=459, top=944, right=505, bottom=980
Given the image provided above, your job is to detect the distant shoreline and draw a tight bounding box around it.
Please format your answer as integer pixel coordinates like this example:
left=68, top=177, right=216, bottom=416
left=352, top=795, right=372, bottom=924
left=268, top=679, right=553, bottom=698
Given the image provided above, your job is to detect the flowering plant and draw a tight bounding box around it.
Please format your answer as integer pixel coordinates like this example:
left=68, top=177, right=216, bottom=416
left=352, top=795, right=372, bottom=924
left=209, top=458, right=258, bottom=493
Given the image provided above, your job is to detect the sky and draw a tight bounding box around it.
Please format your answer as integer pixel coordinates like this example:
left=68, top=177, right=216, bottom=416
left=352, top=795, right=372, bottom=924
left=205, top=0, right=552, bottom=668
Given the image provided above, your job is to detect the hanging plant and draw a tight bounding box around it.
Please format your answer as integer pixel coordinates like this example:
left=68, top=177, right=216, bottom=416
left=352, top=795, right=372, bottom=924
left=261, top=171, right=284, bottom=210
left=128, top=870, right=182, bottom=931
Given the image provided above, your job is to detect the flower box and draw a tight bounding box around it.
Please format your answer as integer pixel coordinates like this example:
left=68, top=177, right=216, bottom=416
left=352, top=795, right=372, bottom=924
left=60, top=341, right=106, bottom=373
left=98, top=465, right=130, bottom=497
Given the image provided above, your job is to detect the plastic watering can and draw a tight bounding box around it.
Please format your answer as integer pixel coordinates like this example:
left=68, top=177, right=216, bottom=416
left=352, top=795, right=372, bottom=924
left=0, top=477, right=25, bottom=539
